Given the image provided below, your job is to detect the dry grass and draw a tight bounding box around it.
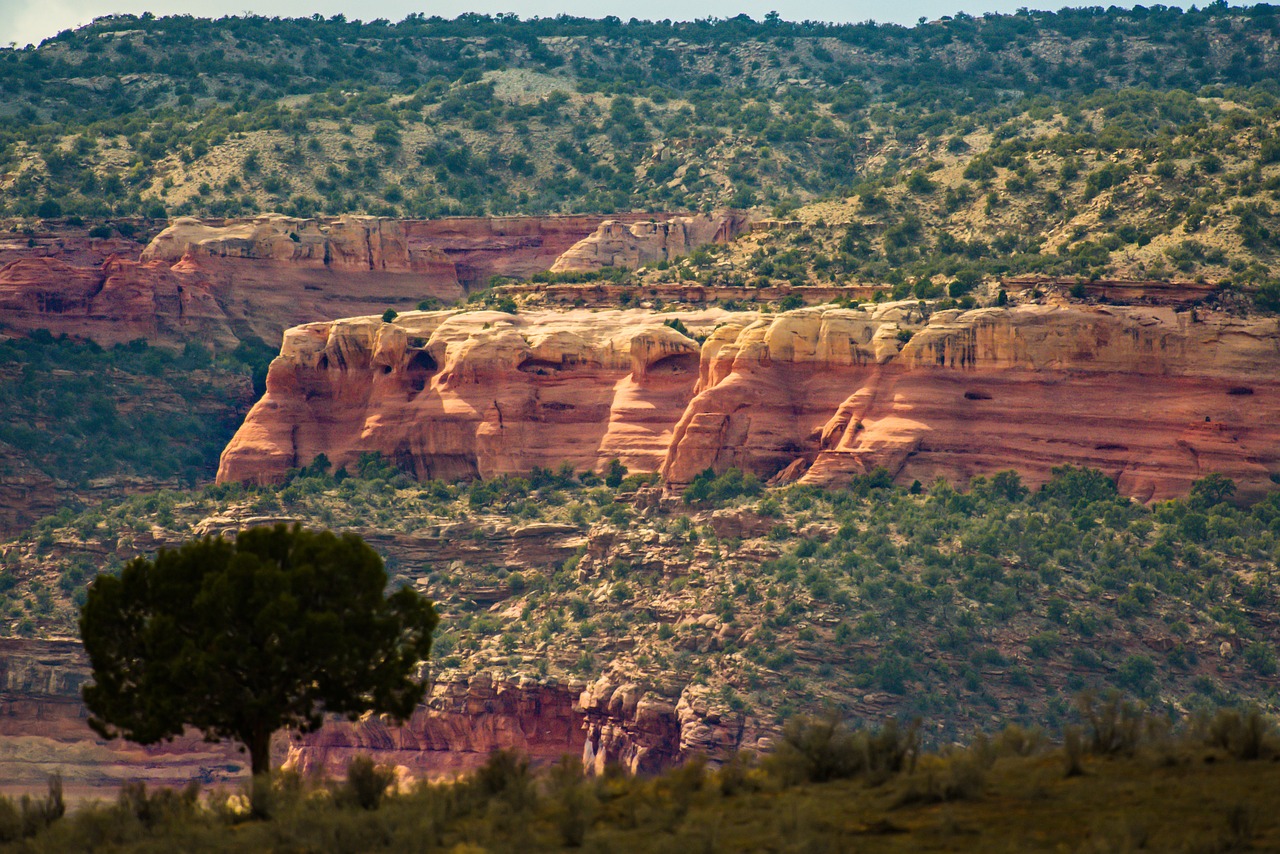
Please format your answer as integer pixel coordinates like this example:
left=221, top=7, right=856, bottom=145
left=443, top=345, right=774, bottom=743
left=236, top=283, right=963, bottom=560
left=7, top=716, right=1280, bottom=852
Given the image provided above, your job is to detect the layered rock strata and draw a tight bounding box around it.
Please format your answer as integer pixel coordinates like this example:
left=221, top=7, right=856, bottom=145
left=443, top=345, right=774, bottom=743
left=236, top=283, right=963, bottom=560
left=0, top=638, right=700, bottom=796
left=0, top=215, right=674, bottom=349
left=549, top=211, right=752, bottom=273
left=222, top=303, right=1280, bottom=502
left=217, top=308, right=725, bottom=484
left=405, top=214, right=672, bottom=287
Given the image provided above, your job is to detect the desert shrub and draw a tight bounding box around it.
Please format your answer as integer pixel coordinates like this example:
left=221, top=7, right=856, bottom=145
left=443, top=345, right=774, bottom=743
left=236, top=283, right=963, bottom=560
left=715, top=751, right=760, bottom=797
left=897, top=741, right=990, bottom=804
left=769, top=714, right=918, bottom=785
left=1063, top=725, right=1086, bottom=777
left=683, top=467, right=762, bottom=505
left=472, top=750, right=536, bottom=811
left=114, top=780, right=200, bottom=829
left=340, top=755, right=396, bottom=810
left=1201, top=707, right=1277, bottom=760
left=0, top=775, right=64, bottom=843
left=996, top=723, right=1045, bottom=757
left=1243, top=642, right=1278, bottom=676
left=544, top=756, right=597, bottom=846
left=1079, top=691, right=1148, bottom=756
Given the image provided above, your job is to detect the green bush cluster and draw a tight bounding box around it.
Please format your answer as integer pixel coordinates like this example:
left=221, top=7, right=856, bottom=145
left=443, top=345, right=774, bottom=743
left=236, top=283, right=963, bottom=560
left=8, top=702, right=1280, bottom=851
left=0, top=332, right=269, bottom=486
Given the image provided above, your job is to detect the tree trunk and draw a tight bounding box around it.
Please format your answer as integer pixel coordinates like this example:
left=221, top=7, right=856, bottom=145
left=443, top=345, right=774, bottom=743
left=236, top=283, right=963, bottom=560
left=248, top=727, right=272, bottom=777
left=248, top=727, right=273, bottom=819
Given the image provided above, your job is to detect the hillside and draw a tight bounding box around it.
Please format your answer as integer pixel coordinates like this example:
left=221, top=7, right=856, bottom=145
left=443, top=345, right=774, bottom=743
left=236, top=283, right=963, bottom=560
left=3, top=6, right=1280, bottom=801
left=0, top=8, right=1276, bottom=291
left=6, top=463, right=1280, bottom=760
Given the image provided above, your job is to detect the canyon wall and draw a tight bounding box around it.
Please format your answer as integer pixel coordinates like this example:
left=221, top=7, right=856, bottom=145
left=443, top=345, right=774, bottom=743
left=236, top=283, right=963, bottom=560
left=221, top=302, right=1280, bottom=502
left=0, top=636, right=715, bottom=797
left=550, top=211, right=752, bottom=273
left=0, top=214, right=676, bottom=349
left=217, top=308, right=725, bottom=484
left=404, top=213, right=672, bottom=287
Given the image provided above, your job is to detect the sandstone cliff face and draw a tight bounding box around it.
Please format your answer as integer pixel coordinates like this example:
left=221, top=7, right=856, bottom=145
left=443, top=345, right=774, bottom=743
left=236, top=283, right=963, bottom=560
left=142, top=214, right=446, bottom=274
left=222, top=303, right=1280, bottom=502
left=405, top=214, right=670, bottom=287
left=0, top=216, right=656, bottom=349
left=0, top=638, right=698, bottom=795
left=217, top=308, right=724, bottom=484
left=0, top=256, right=238, bottom=347
left=549, top=211, right=751, bottom=273
left=664, top=303, right=1280, bottom=502
left=283, top=671, right=588, bottom=780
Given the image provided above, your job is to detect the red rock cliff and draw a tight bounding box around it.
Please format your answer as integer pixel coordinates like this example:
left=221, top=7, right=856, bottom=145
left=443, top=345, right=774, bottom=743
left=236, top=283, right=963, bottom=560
left=663, top=303, right=1280, bottom=502
left=0, top=214, right=671, bottom=349
left=217, top=308, right=723, bottom=483
left=0, top=638, right=696, bottom=795
left=549, top=211, right=751, bottom=273
left=221, top=303, right=1280, bottom=501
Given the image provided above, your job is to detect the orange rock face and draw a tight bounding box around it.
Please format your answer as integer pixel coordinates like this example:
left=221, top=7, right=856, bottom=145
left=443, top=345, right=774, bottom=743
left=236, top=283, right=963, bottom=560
left=0, top=638, right=688, bottom=794
left=663, top=303, right=1280, bottom=502
left=549, top=211, right=751, bottom=273
left=217, top=308, right=722, bottom=483
left=405, top=214, right=672, bottom=287
left=222, top=303, right=1280, bottom=501
left=0, top=215, right=668, bottom=349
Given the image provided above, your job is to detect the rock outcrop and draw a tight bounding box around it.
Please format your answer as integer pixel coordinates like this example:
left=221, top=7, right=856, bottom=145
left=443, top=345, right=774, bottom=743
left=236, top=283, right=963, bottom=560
left=406, top=214, right=669, bottom=287
left=0, top=215, right=672, bottom=349
left=663, top=303, right=1280, bottom=502
left=0, top=638, right=704, bottom=796
left=283, top=671, right=588, bottom=780
left=549, top=211, right=752, bottom=273
left=0, top=255, right=239, bottom=347
left=141, top=215, right=440, bottom=273
left=221, top=303, right=1280, bottom=502
left=217, top=308, right=724, bottom=484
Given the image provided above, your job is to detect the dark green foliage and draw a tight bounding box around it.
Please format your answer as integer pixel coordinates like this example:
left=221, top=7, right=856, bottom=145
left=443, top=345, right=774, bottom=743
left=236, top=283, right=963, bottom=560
left=1036, top=465, right=1118, bottom=508
left=0, top=334, right=263, bottom=486
left=0, top=776, right=63, bottom=843
left=604, top=458, right=627, bottom=489
left=1191, top=473, right=1236, bottom=508
left=4, top=6, right=1279, bottom=230
left=1203, top=707, right=1278, bottom=760
left=1255, top=282, right=1280, bottom=313
left=79, top=524, right=438, bottom=775
left=662, top=317, right=692, bottom=338
left=18, top=458, right=1280, bottom=748
left=683, top=467, right=763, bottom=505
left=340, top=756, right=396, bottom=810
left=771, top=714, right=919, bottom=784
left=1079, top=691, right=1148, bottom=756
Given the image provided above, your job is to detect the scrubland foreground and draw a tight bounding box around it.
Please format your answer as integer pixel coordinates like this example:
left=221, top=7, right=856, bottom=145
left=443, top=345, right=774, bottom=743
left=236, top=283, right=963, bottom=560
left=1, top=700, right=1278, bottom=853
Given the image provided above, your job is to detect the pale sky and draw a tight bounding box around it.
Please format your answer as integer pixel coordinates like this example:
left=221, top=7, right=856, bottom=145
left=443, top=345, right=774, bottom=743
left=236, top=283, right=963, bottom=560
left=3, top=0, right=1062, bottom=49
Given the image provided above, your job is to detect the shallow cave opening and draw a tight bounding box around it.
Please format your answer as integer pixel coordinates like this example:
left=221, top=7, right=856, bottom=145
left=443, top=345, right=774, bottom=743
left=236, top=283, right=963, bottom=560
left=518, top=358, right=565, bottom=375
left=647, top=352, right=699, bottom=374
left=405, top=349, right=437, bottom=392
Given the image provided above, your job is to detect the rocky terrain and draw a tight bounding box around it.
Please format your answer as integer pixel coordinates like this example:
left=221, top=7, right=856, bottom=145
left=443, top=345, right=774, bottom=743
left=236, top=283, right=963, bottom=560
left=2, top=6, right=1280, bottom=810
left=6, top=456, right=1280, bottom=796
left=219, top=301, right=1280, bottom=503
left=0, top=213, right=699, bottom=350
left=0, top=212, right=736, bottom=533
left=0, top=637, right=599, bottom=797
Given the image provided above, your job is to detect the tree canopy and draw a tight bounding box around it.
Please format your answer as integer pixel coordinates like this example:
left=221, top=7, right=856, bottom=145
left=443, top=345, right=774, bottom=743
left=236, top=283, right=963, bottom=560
left=79, top=523, right=438, bottom=775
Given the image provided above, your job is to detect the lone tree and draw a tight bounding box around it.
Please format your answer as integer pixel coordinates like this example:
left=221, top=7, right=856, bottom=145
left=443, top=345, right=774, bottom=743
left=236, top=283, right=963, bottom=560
left=79, top=524, right=438, bottom=776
